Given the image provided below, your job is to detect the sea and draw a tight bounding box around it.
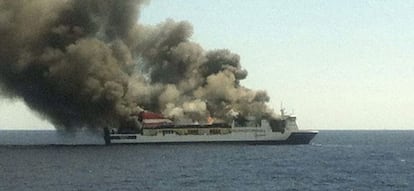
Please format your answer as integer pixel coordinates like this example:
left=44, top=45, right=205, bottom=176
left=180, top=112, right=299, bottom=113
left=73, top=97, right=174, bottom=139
left=0, top=130, right=413, bottom=191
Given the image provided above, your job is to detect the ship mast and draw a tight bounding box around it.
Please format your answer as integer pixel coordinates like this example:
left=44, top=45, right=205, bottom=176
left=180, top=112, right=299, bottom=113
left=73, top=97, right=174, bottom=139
left=280, top=102, right=286, bottom=118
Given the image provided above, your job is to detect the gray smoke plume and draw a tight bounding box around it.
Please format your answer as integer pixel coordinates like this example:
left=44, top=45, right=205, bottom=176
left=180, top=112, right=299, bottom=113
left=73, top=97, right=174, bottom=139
left=0, top=0, right=276, bottom=130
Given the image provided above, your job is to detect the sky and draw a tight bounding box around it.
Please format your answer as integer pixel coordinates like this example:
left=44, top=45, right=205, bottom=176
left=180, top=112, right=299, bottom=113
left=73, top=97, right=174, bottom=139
left=1, top=0, right=414, bottom=130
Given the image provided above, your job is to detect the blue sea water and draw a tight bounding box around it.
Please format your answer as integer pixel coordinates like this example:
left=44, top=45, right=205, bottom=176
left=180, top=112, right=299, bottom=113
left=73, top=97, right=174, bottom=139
left=0, top=130, right=413, bottom=191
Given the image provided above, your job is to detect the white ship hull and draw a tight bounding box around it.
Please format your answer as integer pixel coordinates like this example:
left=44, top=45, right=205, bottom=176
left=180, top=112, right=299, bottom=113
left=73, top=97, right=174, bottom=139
left=105, top=125, right=318, bottom=145
left=110, top=131, right=317, bottom=145
left=104, top=111, right=318, bottom=145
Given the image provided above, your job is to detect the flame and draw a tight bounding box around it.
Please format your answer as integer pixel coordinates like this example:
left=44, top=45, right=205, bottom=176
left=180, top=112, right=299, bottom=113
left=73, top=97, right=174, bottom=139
left=207, top=116, right=214, bottom=124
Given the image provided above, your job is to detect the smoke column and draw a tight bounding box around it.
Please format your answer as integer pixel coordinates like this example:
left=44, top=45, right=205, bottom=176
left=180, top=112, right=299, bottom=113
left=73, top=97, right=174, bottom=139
left=0, top=0, right=276, bottom=130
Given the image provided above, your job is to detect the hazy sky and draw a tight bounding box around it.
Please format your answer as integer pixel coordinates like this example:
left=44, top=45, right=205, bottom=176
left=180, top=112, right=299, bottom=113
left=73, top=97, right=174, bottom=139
left=1, top=0, right=413, bottom=130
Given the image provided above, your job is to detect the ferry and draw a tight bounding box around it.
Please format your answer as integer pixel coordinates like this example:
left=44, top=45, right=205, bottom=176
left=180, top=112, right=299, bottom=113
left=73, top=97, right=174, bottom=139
left=104, top=109, right=318, bottom=145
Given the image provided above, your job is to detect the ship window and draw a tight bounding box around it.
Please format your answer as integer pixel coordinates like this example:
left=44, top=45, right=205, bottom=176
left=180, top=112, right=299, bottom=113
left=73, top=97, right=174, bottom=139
left=162, top=130, right=174, bottom=135
left=187, top=129, right=199, bottom=135
left=209, top=129, right=221, bottom=134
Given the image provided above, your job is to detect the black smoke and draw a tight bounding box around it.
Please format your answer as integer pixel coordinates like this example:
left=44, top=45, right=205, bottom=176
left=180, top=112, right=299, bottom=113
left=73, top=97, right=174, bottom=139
left=0, top=0, right=276, bottom=130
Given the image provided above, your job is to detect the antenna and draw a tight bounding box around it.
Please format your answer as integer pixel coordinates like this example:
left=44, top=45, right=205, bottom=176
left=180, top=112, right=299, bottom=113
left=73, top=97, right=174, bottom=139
left=280, top=102, right=285, bottom=117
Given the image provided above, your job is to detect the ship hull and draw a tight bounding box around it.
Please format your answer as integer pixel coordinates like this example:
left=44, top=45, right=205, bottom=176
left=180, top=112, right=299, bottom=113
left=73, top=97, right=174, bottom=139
left=104, top=130, right=318, bottom=145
